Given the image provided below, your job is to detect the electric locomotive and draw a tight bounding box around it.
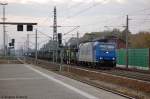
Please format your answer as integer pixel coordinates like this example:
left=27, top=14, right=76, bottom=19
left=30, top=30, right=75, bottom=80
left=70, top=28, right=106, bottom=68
left=78, top=41, right=116, bottom=68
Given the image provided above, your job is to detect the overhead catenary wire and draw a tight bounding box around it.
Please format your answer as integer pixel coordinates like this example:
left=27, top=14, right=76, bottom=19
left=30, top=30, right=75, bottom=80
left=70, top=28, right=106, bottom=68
left=81, top=7, right=150, bottom=28
left=59, top=1, right=84, bottom=16
left=55, top=1, right=134, bottom=33
left=69, top=6, right=150, bottom=29
left=36, top=29, right=52, bottom=39
left=67, top=3, right=100, bottom=19
left=60, top=1, right=105, bottom=25
left=63, top=26, right=80, bottom=36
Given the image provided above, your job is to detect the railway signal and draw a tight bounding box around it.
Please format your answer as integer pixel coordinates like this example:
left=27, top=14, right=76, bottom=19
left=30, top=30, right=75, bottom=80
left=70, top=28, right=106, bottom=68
left=17, top=24, right=23, bottom=31
left=58, top=33, right=62, bottom=47
left=12, top=39, right=15, bottom=43
left=11, top=39, right=15, bottom=46
left=9, top=39, right=15, bottom=47
left=17, top=24, right=34, bottom=31
left=0, top=22, right=37, bottom=56
left=27, top=25, right=33, bottom=31
left=9, top=42, right=12, bottom=47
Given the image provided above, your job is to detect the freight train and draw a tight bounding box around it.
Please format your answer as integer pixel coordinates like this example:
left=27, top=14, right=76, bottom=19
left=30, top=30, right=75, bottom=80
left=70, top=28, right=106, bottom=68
left=26, top=41, right=116, bottom=68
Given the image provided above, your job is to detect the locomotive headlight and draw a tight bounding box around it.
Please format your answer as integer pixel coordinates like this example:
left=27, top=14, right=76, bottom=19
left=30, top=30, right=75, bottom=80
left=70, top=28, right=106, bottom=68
left=112, top=57, right=115, bottom=60
left=106, top=51, right=109, bottom=54
left=100, top=57, right=103, bottom=60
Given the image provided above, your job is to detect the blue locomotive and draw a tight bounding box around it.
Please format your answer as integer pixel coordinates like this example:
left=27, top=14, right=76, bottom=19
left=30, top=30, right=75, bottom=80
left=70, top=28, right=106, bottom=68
left=78, top=41, right=116, bottom=68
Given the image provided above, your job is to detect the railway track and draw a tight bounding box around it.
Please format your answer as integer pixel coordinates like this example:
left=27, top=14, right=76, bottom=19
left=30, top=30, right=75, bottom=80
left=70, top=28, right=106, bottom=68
left=66, top=64, right=150, bottom=83
left=100, top=69, right=150, bottom=82
left=22, top=57, right=150, bottom=83
left=23, top=57, right=150, bottom=83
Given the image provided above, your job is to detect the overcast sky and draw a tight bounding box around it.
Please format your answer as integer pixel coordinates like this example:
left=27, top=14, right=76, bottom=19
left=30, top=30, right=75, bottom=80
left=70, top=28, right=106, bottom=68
left=0, top=0, right=150, bottom=49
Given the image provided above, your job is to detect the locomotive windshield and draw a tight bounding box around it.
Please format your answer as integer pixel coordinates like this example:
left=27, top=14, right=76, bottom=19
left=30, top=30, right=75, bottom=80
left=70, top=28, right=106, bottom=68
left=99, top=44, right=115, bottom=51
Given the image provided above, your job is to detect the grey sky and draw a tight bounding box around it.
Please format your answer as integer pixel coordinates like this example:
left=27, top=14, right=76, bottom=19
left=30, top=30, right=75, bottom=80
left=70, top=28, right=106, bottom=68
left=0, top=0, right=150, bottom=49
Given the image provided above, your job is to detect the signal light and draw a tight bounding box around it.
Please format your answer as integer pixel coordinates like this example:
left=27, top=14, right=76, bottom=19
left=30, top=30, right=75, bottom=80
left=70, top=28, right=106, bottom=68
left=58, top=33, right=62, bottom=46
left=27, top=25, right=33, bottom=31
left=9, top=43, right=12, bottom=47
left=12, top=39, right=15, bottom=43
left=17, top=24, right=23, bottom=31
left=11, top=39, right=15, bottom=46
left=11, top=42, right=14, bottom=46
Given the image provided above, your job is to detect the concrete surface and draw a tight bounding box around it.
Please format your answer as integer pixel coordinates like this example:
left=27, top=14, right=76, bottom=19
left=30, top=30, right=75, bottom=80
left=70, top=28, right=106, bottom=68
left=0, top=64, right=129, bottom=99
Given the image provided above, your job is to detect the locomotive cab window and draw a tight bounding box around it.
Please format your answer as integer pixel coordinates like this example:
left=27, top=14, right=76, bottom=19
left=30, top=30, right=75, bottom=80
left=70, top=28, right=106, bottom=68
left=99, top=44, right=115, bottom=51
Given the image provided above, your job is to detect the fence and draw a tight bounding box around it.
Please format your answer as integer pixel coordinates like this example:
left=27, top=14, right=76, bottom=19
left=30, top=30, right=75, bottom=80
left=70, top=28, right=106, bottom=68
left=117, top=48, right=150, bottom=70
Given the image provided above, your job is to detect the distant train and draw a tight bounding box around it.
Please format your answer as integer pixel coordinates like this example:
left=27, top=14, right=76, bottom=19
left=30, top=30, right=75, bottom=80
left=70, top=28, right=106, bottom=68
left=26, top=41, right=116, bottom=68
left=78, top=41, right=116, bottom=68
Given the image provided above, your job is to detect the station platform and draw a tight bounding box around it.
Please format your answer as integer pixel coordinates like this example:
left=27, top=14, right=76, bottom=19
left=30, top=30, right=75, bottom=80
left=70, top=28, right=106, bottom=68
left=0, top=64, right=128, bottom=99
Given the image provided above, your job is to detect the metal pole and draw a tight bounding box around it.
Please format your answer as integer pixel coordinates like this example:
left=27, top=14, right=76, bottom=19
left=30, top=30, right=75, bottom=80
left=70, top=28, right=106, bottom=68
left=27, top=34, right=29, bottom=56
left=69, top=45, right=71, bottom=64
left=53, top=49, right=55, bottom=63
left=68, top=45, right=71, bottom=72
left=35, top=29, right=38, bottom=64
left=77, top=31, right=79, bottom=49
left=148, top=48, right=150, bottom=70
left=3, top=4, right=6, bottom=56
left=126, top=15, right=129, bottom=68
left=60, top=47, right=63, bottom=71
left=76, top=31, right=79, bottom=65
left=23, top=42, right=26, bottom=63
left=53, top=6, right=58, bottom=63
left=1, top=3, right=8, bottom=56
left=56, top=41, right=58, bottom=63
